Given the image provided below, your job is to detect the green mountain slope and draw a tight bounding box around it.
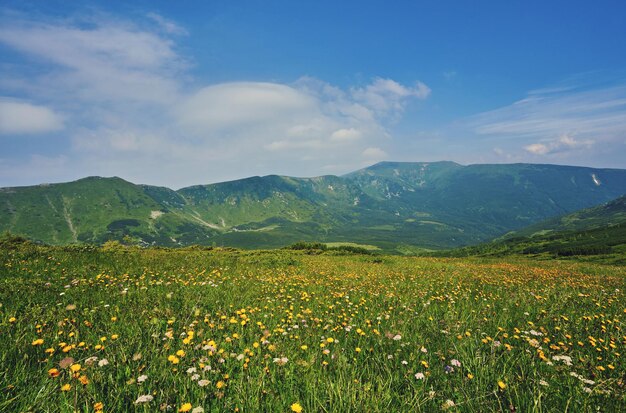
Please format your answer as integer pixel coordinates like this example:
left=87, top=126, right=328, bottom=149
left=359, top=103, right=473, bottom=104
left=1, top=162, right=625, bottom=251
left=438, top=195, right=626, bottom=261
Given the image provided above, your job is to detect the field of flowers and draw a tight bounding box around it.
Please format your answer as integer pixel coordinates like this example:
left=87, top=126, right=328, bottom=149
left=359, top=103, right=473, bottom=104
left=1, top=243, right=625, bottom=412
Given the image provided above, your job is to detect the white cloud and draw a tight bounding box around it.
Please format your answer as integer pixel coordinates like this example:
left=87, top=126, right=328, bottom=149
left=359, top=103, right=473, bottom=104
left=362, top=147, right=387, bottom=159
left=0, top=99, right=63, bottom=134
left=463, top=80, right=626, bottom=162
left=146, top=12, right=188, bottom=35
left=177, top=82, right=317, bottom=133
left=471, top=83, right=626, bottom=141
left=0, top=12, right=431, bottom=187
left=524, top=134, right=593, bottom=156
left=0, top=17, right=184, bottom=104
left=351, top=78, right=431, bottom=118
left=330, top=128, right=361, bottom=142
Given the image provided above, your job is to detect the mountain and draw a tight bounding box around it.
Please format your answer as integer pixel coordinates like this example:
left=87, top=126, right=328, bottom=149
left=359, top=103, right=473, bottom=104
left=1, top=162, right=625, bottom=252
left=435, top=195, right=626, bottom=260
left=433, top=196, right=626, bottom=264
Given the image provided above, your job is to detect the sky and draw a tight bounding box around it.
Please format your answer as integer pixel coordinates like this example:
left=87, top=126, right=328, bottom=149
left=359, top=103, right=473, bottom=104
left=1, top=0, right=625, bottom=189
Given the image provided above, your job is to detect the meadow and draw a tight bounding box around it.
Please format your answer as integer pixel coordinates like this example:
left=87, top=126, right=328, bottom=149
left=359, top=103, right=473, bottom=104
left=1, top=241, right=625, bottom=412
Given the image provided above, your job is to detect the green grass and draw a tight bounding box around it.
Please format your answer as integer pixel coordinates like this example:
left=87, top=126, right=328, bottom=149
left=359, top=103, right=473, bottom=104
left=1, top=242, right=625, bottom=412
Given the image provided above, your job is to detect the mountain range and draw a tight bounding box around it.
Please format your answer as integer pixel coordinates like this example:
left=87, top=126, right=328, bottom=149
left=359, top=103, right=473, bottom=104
left=1, top=161, right=625, bottom=253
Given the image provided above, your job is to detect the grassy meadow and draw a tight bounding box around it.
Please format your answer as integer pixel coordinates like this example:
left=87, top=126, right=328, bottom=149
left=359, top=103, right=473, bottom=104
left=1, top=241, right=625, bottom=412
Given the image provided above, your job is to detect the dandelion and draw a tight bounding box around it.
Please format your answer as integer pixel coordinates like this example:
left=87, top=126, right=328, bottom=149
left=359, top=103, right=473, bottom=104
left=32, top=338, right=44, bottom=346
left=467, top=373, right=474, bottom=379
left=498, top=380, right=507, bottom=390
left=69, top=364, right=81, bottom=373
left=8, top=317, right=16, bottom=323
left=48, top=368, right=60, bottom=377
left=179, top=403, right=192, bottom=412
left=291, top=402, right=303, bottom=412
left=59, top=357, right=74, bottom=369
left=94, top=402, right=103, bottom=411
left=78, top=375, right=89, bottom=385
left=135, top=394, right=154, bottom=404
left=60, top=383, right=71, bottom=392
left=216, top=380, right=225, bottom=389
left=273, top=357, right=288, bottom=365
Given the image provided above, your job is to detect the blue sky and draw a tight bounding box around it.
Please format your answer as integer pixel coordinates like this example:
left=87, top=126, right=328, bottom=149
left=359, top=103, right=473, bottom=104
left=1, top=0, right=625, bottom=188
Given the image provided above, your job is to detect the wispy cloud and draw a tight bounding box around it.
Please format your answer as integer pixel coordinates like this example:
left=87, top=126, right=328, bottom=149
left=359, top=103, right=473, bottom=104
left=0, top=98, right=63, bottom=134
left=469, top=81, right=626, bottom=158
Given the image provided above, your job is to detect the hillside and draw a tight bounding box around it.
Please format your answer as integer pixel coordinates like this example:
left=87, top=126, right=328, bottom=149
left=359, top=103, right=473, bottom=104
left=438, top=195, right=626, bottom=262
left=1, top=162, right=625, bottom=251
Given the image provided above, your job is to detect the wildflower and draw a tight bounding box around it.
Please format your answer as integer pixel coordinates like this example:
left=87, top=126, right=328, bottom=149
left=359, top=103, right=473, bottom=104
left=192, top=408, right=204, bottom=413
left=273, top=357, right=288, bottom=365
left=111, top=334, right=119, bottom=340
left=326, top=337, right=334, bottom=343
left=59, top=357, right=74, bottom=369
left=69, top=364, right=81, bottom=373
left=392, top=334, right=402, bottom=341
left=176, top=349, right=186, bottom=357
left=355, top=347, right=361, bottom=353
left=198, top=379, right=210, bottom=387
left=401, top=360, right=408, bottom=365
left=137, top=374, right=148, bottom=383
left=98, top=358, right=109, bottom=367
left=415, top=372, right=425, bottom=380
left=442, top=400, right=456, bottom=409
left=85, top=356, right=98, bottom=366
left=216, top=380, right=225, bottom=389
left=291, top=402, right=303, bottom=412
left=498, top=380, right=507, bottom=390
left=60, top=383, right=71, bottom=392
left=32, top=338, right=44, bottom=346
left=8, top=317, right=16, bottom=323
left=467, top=373, right=474, bottom=379
left=48, top=368, right=60, bottom=377
left=78, top=375, right=89, bottom=385
left=135, top=394, right=154, bottom=404
left=450, top=359, right=461, bottom=367
left=444, top=365, right=454, bottom=374
left=94, top=402, right=104, bottom=410
left=300, top=345, right=308, bottom=350
left=179, top=403, right=192, bottom=412
left=539, top=379, right=548, bottom=386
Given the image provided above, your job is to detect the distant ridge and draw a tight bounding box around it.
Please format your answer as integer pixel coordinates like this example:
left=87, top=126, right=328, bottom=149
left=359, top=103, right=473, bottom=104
left=1, top=162, right=625, bottom=252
